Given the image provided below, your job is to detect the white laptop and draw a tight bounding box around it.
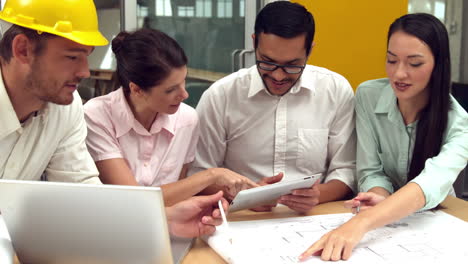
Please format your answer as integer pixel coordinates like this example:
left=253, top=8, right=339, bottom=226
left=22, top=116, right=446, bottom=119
left=0, top=179, right=174, bottom=264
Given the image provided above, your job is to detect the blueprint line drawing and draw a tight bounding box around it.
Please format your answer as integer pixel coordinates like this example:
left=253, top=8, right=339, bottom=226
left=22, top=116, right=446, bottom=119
left=203, top=211, right=468, bottom=264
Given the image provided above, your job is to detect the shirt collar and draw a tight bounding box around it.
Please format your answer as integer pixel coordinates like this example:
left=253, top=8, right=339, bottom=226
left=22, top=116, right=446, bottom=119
left=111, top=88, right=175, bottom=138
left=0, top=68, right=21, bottom=140
left=150, top=112, right=175, bottom=136
left=247, top=65, right=314, bottom=98
left=247, top=66, right=265, bottom=97
left=296, top=65, right=315, bottom=94
left=374, top=79, right=403, bottom=125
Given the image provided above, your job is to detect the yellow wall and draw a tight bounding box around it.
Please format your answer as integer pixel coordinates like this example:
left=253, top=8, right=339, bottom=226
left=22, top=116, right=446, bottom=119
left=294, top=0, right=408, bottom=90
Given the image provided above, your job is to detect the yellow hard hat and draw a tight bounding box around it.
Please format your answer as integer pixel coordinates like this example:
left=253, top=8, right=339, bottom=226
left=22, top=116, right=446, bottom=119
left=0, top=0, right=108, bottom=46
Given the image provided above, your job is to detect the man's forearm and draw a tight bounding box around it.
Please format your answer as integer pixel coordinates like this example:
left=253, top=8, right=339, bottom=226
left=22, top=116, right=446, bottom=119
left=317, top=179, right=352, bottom=203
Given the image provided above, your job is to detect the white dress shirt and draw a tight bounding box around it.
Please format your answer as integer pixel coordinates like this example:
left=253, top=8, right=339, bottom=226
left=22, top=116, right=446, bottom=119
left=0, top=70, right=100, bottom=184
left=190, top=65, right=356, bottom=191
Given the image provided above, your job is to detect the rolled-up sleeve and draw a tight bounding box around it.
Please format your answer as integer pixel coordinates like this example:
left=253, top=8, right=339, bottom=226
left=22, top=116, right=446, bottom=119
left=84, top=103, right=123, bottom=162
left=411, top=103, right=468, bottom=210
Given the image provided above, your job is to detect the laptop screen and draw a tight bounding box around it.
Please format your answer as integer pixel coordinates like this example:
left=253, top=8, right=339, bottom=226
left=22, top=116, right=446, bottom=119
left=0, top=179, right=173, bottom=264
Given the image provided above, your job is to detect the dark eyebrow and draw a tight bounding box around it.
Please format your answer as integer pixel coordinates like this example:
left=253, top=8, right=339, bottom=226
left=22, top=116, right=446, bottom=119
left=259, top=53, right=302, bottom=64
left=387, top=50, right=424, bottom=59
left=259, top=54, right=275, bottom=62
left=67, top=47, right=95, bottom=55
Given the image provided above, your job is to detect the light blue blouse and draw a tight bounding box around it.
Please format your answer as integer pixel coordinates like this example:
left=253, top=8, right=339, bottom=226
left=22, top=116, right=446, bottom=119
left=356, top=78, right=468, bottom=210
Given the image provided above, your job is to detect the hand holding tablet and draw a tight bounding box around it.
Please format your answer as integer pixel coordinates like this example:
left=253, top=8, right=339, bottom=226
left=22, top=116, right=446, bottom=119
left=228, top=174, right=321, bottom=212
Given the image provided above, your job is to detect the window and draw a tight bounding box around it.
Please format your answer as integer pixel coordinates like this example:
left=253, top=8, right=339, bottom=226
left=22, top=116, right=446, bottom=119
left=217, top=0, right=233, bottom=18
left=196, top=0, right=212, bottom=18
left=155, top=0, right=172, bottom=17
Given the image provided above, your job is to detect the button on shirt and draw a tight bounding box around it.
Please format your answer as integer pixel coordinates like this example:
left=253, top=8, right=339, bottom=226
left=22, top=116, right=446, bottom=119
left=84, top=88, right=199, bottom=186
left=356, top=78, right=468, bottom=210
left=189, top=65, right=356, bottom=191
left=0, top=70, right=100, bottom=183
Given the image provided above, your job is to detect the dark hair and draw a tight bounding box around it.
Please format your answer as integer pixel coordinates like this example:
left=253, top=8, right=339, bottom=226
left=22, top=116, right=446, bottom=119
left=111, top=28, right=187, bottom=93
left=0, top=24, right=55, bottom=63
left=254, top=1, right=315, bottom=55
left=388, top=13, right=451, bottom=182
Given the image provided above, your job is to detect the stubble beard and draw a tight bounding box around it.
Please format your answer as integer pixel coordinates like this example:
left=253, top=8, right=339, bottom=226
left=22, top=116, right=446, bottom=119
left=260, top=73, right=301, bottom=96
left=25, top=61, right=76, bottom=105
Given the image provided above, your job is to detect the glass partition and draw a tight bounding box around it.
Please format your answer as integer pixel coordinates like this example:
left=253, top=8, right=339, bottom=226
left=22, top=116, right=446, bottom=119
left=135, top=0, right=259, bottom=107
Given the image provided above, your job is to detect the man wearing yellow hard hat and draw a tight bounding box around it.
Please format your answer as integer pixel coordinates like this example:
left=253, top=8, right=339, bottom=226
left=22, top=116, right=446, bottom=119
left=0, top=0, right=225, bottom=239
left=0, top=0, right=106, bottom=184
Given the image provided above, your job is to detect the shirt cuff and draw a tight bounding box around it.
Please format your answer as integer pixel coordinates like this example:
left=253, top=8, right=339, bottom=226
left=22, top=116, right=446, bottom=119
left=410, top=177, right=452, bottom=211
left=325, top=169, right=357, bottom=194
left=93, top=152, right=123, bottom=162
left=359, top=176, right=394, bottom=195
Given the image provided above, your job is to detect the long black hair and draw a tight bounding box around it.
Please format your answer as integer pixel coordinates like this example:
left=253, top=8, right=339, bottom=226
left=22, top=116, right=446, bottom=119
left=388, top=13, right=451, bottom=181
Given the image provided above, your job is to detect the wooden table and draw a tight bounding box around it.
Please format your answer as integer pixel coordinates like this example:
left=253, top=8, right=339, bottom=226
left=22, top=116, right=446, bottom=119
left=181, top=195, right=468, bottom=263
left=13, top=196, right=467, bottom=264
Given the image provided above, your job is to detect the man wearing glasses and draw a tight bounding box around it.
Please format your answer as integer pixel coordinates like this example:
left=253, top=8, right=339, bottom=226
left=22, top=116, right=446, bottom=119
left=190, top=2, right=356, bottom=212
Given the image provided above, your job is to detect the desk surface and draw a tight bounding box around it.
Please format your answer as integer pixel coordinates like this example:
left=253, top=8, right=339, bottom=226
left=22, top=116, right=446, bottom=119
left=12, top=196, right=467, bottom=264
left=181, top=195, right=468, bottom=264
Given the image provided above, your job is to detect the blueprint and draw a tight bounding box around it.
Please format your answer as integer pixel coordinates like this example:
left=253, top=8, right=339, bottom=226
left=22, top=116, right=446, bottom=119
left=203, top=211, right=468, bottom=264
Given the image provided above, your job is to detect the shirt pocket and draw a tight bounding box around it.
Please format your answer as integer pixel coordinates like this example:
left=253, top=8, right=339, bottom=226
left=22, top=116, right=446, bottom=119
left=296, top=128, right=329, bottom=175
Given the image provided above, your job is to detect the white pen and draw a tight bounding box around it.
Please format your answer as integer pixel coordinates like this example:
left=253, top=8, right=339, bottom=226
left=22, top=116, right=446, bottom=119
left=218, top=199, right=232, bottom=244
left=354, top=198, right=361, bottom=214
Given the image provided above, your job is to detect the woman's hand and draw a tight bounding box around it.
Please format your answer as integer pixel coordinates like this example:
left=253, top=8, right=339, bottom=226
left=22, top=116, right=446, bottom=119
left=210, top=168, right=258, bottom=200
left=250, top=172, right=284, bottom=211
left=301, top=184, right=426, bottom=261
left=344, top=192, right=387, bottom=214
left=299, top=217, right=369, bottom=261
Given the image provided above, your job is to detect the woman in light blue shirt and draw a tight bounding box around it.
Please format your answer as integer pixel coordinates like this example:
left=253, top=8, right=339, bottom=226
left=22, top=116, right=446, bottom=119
left=300, top=13, right=468, bottom=261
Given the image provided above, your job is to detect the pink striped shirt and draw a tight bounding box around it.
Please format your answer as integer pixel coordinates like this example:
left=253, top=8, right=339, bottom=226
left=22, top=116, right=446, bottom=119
left=84, top=88, right=199, bottom=186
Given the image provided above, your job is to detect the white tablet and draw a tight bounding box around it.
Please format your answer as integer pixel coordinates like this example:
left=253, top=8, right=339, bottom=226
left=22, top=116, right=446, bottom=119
left=228, top=174, right=321, bottom=212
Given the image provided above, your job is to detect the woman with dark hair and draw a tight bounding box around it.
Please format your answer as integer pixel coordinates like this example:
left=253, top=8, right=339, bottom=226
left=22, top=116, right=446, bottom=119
left=300, top=13, right=467, bottom=261
left=84, top=28, right=256, bottom=206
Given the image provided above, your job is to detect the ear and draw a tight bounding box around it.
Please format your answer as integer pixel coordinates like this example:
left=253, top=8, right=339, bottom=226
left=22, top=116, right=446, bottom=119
left=306, top=41, right=316, bottom=59
left=11, top=34, right=34, bottom=65
left=251, top=33, right=255, bottom=47
left=129, top=82, right=143, bottom=96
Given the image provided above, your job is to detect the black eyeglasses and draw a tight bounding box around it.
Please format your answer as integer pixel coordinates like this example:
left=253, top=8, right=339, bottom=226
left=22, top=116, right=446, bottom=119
left=256, top=60, right=305, bottom=74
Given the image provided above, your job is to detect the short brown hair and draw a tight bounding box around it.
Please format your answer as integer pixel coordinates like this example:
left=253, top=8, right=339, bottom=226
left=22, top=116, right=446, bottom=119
left=0, top=24, right=56, bottom=63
